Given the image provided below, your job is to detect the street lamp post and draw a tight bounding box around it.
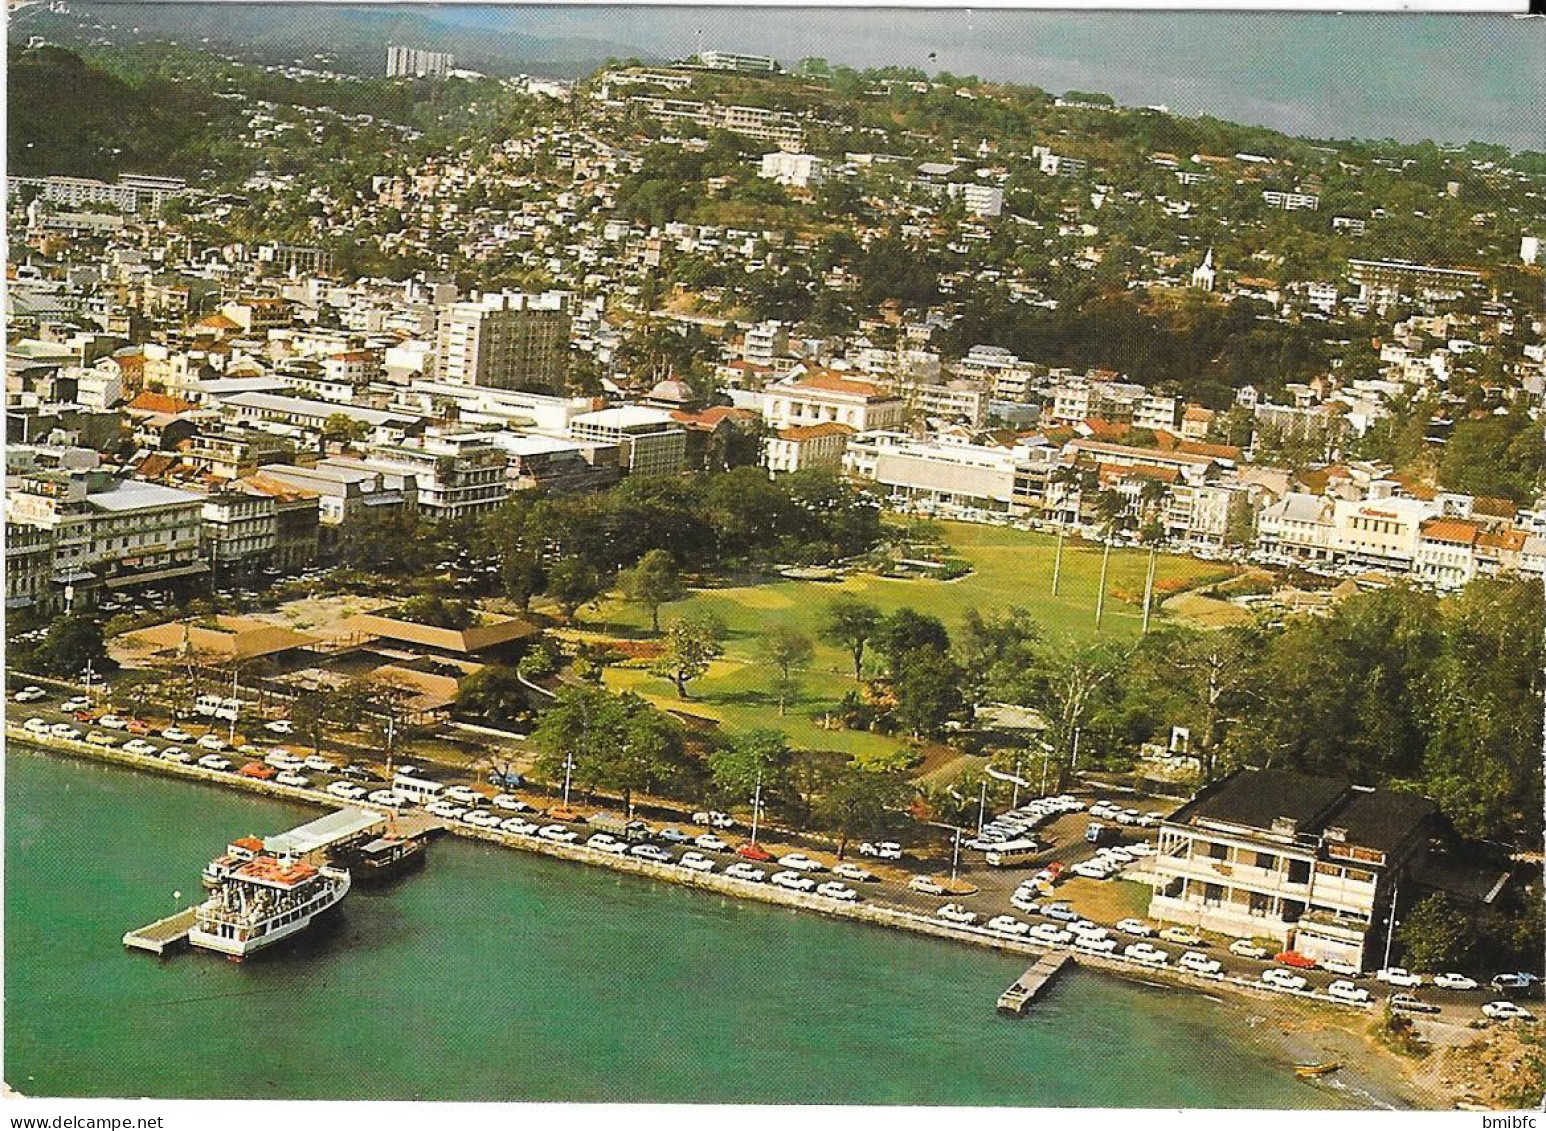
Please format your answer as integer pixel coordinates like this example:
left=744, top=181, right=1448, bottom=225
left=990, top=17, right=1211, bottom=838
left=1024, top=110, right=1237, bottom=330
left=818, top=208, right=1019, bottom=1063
left=561, top=752, right=575, bottom=808
left=749, top=764, right=765, bottom=846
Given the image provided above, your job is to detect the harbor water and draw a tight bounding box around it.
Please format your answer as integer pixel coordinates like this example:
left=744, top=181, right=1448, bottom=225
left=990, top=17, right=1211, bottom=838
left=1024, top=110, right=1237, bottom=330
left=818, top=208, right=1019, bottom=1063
left=6, top=746, right=1334, bottom=1106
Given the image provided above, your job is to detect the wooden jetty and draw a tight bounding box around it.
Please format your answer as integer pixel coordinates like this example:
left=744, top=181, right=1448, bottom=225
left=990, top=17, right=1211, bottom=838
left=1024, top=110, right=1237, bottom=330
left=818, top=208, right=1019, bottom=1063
left=123, top=907, right=198, bottom=956
left=997, top=952, right=1072, bottom=1015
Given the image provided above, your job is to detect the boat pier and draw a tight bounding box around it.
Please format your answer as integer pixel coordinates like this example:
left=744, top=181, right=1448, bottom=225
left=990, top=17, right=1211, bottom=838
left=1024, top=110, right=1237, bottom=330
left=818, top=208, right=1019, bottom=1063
left=996, top=952, right=1072, bottom=1015
left=123, top=907, right=198, bottom=955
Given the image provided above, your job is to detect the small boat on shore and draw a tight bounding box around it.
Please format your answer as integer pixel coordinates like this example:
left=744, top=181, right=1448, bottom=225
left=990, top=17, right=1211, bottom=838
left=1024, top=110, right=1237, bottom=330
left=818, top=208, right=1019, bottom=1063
left=1294, top=1062, right=1341, bottom=1079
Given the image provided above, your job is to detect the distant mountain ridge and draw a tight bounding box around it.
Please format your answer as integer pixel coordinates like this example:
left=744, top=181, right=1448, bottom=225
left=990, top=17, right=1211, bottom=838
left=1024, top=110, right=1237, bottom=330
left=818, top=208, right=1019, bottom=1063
left=8, top=2, right=660, bottom=77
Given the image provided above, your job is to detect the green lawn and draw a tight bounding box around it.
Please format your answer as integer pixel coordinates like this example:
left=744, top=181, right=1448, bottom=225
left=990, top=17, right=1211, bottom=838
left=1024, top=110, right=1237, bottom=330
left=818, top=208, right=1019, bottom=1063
left=574, top=522, right=1233, bottom=764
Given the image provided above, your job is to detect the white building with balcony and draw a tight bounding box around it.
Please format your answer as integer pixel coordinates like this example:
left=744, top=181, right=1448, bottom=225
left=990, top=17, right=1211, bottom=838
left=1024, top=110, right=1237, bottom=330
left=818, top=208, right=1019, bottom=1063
left=1149, top=768, right=1437, bottom=969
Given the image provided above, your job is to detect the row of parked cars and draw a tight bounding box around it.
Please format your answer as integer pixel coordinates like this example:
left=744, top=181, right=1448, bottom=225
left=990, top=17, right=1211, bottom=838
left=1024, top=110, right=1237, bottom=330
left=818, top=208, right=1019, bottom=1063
left=972, top=794, right=1087, bottom=847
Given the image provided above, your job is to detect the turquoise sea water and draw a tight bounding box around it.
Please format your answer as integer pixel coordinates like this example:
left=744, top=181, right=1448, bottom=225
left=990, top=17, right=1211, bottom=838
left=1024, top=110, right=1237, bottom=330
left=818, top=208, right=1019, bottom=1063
left=5, top=747, right=1332, bottom=1106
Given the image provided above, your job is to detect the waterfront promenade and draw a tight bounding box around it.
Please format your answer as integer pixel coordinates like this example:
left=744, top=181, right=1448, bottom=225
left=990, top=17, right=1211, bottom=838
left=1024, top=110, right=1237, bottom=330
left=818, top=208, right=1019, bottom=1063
left=3, top=724, right=1412, bottom=1020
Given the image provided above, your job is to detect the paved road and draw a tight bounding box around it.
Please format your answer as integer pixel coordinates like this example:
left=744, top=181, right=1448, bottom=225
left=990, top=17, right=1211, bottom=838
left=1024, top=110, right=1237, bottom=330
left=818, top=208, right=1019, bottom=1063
left=9, top=681, right=1535, bottom=1029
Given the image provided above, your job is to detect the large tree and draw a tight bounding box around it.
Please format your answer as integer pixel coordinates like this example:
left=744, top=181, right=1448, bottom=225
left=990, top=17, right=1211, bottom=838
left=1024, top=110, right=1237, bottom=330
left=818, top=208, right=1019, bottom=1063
left=893, top=645, right=968, bottom=738
left=618, top=548, right=685, bottom=632
left=21, top=612, right=108, bottom=678
left=819, top=596, right=883, bottom=680
left=814, top=763, right=911, bottom=856
left=651, top=612, right=727, bottom=698
left=708, top=727, right=795, bottom=815
left=758, top=626, right=814, bottom=716
left=875, top=607, right=951, bottom=679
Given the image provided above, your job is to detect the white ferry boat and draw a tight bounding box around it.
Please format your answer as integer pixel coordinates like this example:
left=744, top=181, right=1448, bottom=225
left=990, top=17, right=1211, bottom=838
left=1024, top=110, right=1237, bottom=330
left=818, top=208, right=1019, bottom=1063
left=189, top=853, right=350, bottom=958
left=201, top=835, right=266, bottom=888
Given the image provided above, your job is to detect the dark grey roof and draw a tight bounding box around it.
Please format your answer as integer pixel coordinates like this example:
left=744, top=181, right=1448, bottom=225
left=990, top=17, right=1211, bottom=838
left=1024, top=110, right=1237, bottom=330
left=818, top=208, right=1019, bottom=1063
left=1331, top=787, right=1437, bottom=855
left=1174, top=768, right=1347, bottom=833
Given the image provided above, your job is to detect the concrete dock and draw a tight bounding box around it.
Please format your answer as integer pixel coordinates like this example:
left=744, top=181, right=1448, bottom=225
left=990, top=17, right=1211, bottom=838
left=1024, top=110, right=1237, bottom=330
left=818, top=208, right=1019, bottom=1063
left=997, top=952, right=1071, bottom=1015
left=123, top=907, right=198, bottom=955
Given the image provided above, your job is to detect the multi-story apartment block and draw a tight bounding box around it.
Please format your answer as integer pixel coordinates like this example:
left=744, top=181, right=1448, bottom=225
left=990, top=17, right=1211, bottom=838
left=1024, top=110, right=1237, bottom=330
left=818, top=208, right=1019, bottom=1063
left=435, top=291, right=570, bottom=391
left=758, top=153, right=829, bottom=189
left=1262, top=190, right=1320, bottom=211
left=698, top=50, right=777, bottom=72
left=762, top=422, right=852, bottom=475
left=844, top=433, right=1028, bottom=516
left=235, top=474, right=320, bottom=571
left=183, top=426, right=297, bottom=481
left=5, top=523, right=56, bottom=610
left=1412, top=516, right=1482, bottom=590
left=351, top=434, right=510, bottom=521
left=202, top=490, right=278, bottom=575
left=1255, top=492, right=1337, bottom=562
left=569, top=406, right=688, bottom=476
left=1149, top=768, right=1436, bottom=969
left=743, top=321, right=789, bottom=367
left=387, top=45, right=455, bottom=78
left=6, top=471, right=206, bottom=599
left=909, top=380, right=990, bottom=428
left=7, top=173, right=187, bottom=214
left=946, top=182, right=1004, bottom=217
left=761, top=371, right=908, bottom=433
left=1347, top=259, right=1482, bottom=309
left=253, top=461, right=417, bottom=557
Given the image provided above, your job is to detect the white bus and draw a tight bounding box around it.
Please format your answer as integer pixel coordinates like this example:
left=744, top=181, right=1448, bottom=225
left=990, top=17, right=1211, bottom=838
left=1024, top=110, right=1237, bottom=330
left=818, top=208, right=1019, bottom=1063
left=984, top=839, right=1043, bottom=868
left=391, top=773, right=445, bottom=806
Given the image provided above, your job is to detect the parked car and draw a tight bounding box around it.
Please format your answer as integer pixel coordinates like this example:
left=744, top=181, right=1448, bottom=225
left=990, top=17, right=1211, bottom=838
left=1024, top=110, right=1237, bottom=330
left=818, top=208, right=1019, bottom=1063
left=815, top=881, right=858, bottom=902
left=123, top=739, right=158, bottom=756
left=60, top=697, right=90, bottom=713
left=22, top=717, right=51, bottom=735
left=694, top=833, right=730, bottom=852
left=736, top=843, right=775, bottom=863
left=832, top=862, right=874, bottom=883
left=987, top=915, right=1030, bottom=937
left=304, top=756, right=338, bottom=773
left=630, top=844, right=673, bottom=864
left=859, top=841, right=904, bottom=860
left=1229, top=939, right=1271, bottom=960
left=501, top=818, right=538, bottom=837
left=1009, top=890, right=1041, bottom=914
left=12, top=686, right=46, bottom=702
left=692, top=810, right=735, bottom=829
left=1481, top=1000, right=1535, bottom=1022
left=264, top=720, right=294, bottom=734
left=85, top=731, right=118, bottom=747
left=197, top=754, right=232, bottom=772
left=777, top=853, right=823, bottom=872
left=276, top=772, right=311, bottom=788
left=1160, top=926, right=1205, bottom=947
left=162, top=727, right=194, bottom=743
left=908, top=876, right=946, bottom=895
left=724, top=862, right=766, bottom=883
left=1320, top=957, right=1361, bottom=978
left=1075, top=934, right=1118, bottom=954
left=1178, top=951, right=1222, bottom=977
left=1117, top=918, right=1156, bottom=938
left=677, top=852, right=716, bottom=874
left=1043, top=902, right=1079, bottom=923
left=98, top=715, right=128, bottom=730
left=656, top=827, right=691, bottom=844
left=1261, top=969, right=1309, bottom=992
left=196, top=734, right=229, bottom=752
left=1491, top=972, right=1542, bottom=993
left=1124, top=942, right=1169, bottom=966
left=1327, top=980, right=1372, bottom=1005
left=1275, top=951, right=1318, bottom=970
left=1388, top=993, right=1440, bottom=1015
left=327, top=781, right=367, bottom=801
left=935, top=903, right=977, bottom=925
left=1375, top=967, right=1423, bottom=988
left=1031, top=924, right=1074, bottom=946
left=161, top=747, right=191, bottom=763
left=368, top=790, right=407, bottom=809
left=538, top=825, right=577, bottom=844
left=49, top=723, right=82, bottom=741
left=1432, top=973, right=1478, bottom=991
